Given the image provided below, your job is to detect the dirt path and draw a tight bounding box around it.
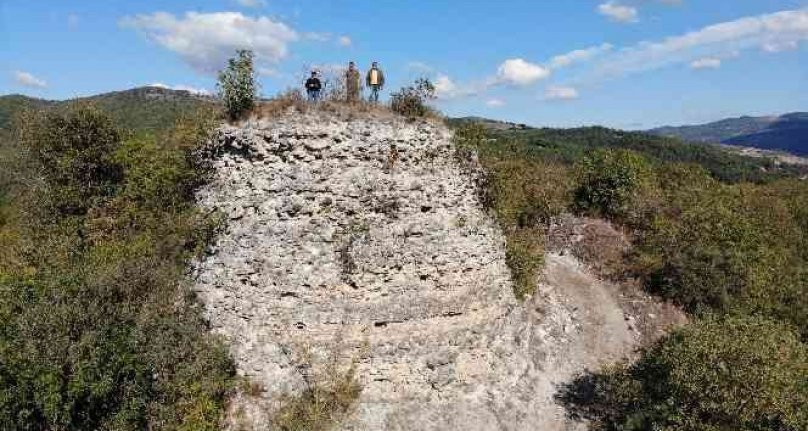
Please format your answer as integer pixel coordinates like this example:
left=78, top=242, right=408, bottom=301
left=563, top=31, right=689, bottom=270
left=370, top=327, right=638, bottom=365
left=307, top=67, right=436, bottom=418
left=537, top=252, right=637, bottom=374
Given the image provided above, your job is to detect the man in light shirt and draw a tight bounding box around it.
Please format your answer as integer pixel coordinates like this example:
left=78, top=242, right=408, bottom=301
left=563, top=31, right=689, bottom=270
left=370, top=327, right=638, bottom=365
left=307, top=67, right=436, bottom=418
left=365, top=62, right=385, bottom=103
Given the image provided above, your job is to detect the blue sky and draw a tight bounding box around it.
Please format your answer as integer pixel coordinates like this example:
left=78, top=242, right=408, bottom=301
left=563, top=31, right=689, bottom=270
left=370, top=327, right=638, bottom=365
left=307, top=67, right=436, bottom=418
left=1, top=0, right=807, bottom=129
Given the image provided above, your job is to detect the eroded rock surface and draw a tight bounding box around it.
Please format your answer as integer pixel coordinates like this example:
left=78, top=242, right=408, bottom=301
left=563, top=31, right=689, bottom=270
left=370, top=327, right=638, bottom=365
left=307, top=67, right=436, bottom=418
left=192, top=112, right=638, bottom=430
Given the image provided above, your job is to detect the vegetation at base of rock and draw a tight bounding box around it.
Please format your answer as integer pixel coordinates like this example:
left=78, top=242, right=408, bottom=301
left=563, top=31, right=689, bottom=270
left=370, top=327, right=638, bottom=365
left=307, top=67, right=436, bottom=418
left=271, top=365, right=362, bottom=431
left=390, top=78, right=436, bottom=118
left=218, top=49, right=258, bottom=120
left=454, top=120, right=808, bottom=429
left=0, top=104, right=235, bottom=430
left=557, top=315, right=808, bottom=431
left=504, top=226, right=546, bottom=300
left=456, top=123, right=573, bottom=298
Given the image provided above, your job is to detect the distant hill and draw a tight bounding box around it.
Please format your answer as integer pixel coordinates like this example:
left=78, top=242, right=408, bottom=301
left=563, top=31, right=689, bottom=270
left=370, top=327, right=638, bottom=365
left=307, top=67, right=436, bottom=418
left=0, top=95, right=55, bottom=129
left=449, top=116, right=533, bottom=131
left=649, top=112, right=808, bottom=156
left=0, top=86, right=216, bottom=133
left=450, top=117, right=808, bottom=183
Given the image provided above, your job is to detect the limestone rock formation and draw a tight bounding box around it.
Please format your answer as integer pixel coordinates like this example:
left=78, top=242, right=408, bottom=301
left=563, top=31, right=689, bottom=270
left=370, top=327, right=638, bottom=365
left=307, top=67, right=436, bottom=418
left=192, top=111, right=637, bottom=430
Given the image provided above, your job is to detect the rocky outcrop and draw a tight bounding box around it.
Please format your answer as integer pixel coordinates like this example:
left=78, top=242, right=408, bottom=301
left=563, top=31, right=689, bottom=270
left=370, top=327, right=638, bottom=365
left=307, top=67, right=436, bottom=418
left=192, top=112, right=638, bottom=430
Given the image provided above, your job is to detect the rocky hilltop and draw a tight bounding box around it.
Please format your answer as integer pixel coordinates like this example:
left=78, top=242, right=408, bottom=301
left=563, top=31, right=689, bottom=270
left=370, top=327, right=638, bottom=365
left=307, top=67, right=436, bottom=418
left=192, top=111, right=642, bottom=430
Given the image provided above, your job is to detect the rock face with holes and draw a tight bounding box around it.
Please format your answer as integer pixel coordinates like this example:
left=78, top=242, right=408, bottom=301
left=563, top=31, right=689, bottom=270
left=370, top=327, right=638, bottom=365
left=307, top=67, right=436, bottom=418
left=192, top=111, right=637, bottom=431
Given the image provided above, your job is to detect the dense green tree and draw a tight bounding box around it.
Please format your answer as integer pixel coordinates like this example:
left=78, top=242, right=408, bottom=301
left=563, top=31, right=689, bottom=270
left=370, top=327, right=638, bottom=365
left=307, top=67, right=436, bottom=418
left=217, top=50, right=258, bottom=120
left=574, top=148, right=656, bottom=221
left=16, top=105, right=123, bottom=216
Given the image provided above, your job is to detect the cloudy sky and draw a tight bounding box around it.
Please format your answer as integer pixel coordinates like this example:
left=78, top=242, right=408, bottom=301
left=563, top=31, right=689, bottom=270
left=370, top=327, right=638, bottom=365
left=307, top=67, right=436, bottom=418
left=1, top=0, right=807, bottom=128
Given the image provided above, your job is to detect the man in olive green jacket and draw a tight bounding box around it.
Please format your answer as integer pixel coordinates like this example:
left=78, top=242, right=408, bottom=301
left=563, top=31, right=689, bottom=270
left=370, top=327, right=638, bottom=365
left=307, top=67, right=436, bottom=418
left=346, top=61, right=361, bottom=103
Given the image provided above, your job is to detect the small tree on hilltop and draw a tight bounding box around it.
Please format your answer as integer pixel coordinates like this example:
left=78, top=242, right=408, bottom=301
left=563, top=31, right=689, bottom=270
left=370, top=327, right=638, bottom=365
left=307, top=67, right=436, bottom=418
left=217, top=49, right=258, bottom=120
left=391, top=78, right=436, bottom=118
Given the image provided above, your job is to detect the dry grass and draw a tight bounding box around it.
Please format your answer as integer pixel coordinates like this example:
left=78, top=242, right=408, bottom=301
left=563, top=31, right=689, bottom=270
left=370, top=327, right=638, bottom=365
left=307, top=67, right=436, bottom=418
left=250, top=90, right=443, bottom=124
left=271, top=361, right=362, bottom=431
left=254, top=89, right=308, bottom=119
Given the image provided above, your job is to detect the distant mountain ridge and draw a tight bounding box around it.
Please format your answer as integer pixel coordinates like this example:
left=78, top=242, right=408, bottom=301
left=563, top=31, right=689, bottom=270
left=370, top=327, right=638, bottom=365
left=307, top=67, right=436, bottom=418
left=0, top=86, right=215, bottom=132
left=450, top=116, right=533, bottom=131
left=649, top=112, right=808, bottom=156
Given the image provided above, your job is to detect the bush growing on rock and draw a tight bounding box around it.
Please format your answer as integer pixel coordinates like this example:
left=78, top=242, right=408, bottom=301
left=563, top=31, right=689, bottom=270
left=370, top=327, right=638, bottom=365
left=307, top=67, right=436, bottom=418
left=218, top=49, right=258, bottom=120
left=390, top=78, right=436, bottom=118
left=272, top=364, right=362, bottom=431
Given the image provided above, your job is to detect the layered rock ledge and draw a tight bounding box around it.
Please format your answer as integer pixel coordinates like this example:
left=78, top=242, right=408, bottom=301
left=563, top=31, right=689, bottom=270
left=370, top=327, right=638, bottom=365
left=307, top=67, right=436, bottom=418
left=192, top=112, right=636, bottom=430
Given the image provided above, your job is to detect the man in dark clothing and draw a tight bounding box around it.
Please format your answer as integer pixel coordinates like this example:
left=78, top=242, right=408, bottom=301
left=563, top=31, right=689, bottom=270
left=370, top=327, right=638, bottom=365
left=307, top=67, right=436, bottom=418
left=305, top=71, right=322, bottom=102
left=366, top=62, right=385, bottom=103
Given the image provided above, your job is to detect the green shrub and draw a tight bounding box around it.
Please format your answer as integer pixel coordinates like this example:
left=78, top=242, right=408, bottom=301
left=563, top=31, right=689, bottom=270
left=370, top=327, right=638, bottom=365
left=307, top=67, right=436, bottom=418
left=16, top=104, right=124, bottom=216
left=559, top=315, right=808, bottom=431
left=505, top=227, right=545, bottom=300
left=217, top=50, right=258, bottom=120
left=574, top=149, right=656, bottom=221
left=390, top=78, right=436, bottom=118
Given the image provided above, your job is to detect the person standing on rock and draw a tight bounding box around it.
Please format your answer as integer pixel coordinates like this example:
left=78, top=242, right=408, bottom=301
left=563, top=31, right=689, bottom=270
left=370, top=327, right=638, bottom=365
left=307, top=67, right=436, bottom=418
left=345, top=61, right=361, bottom=103
left=366, top=62, right=385, bottom=103
left=305, top=71, right=322, bottom=102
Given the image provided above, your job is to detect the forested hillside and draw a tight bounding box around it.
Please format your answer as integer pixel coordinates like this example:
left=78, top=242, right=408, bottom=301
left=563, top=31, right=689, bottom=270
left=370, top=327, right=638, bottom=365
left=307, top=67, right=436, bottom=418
left=455, top=122, right=808, bottom=183
left=0, top=86, right=214, bottom=133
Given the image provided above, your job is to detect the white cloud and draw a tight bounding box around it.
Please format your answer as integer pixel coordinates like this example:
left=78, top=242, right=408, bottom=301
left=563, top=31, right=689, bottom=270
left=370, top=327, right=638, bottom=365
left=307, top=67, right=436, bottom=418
left=598, top=2, right=639, bottom=23
left=595, top=8, right=808, bottom=78
left=338, top=36, right=352, bottom=47
left=550, top=43, right=614, bottom=68
left=486, top=99, right=505, bottom=107
left=121, top=12, right=298, bottom=73
left=544, top=85, right=579, bottom=101
left=434, top=75, right=459, bottom=98
left=690, top=57, right=721, bottom=69
left=149, top=82, right=212, bottom=96
left=762, top=40, right=799, bottom=52
left=235, top=0, right=266, bottom=8
left=431, top=74, right=481, bottom=99
left=496, top=58, right=551, bottom=86
left=13, top=71, right=47, bottom=88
